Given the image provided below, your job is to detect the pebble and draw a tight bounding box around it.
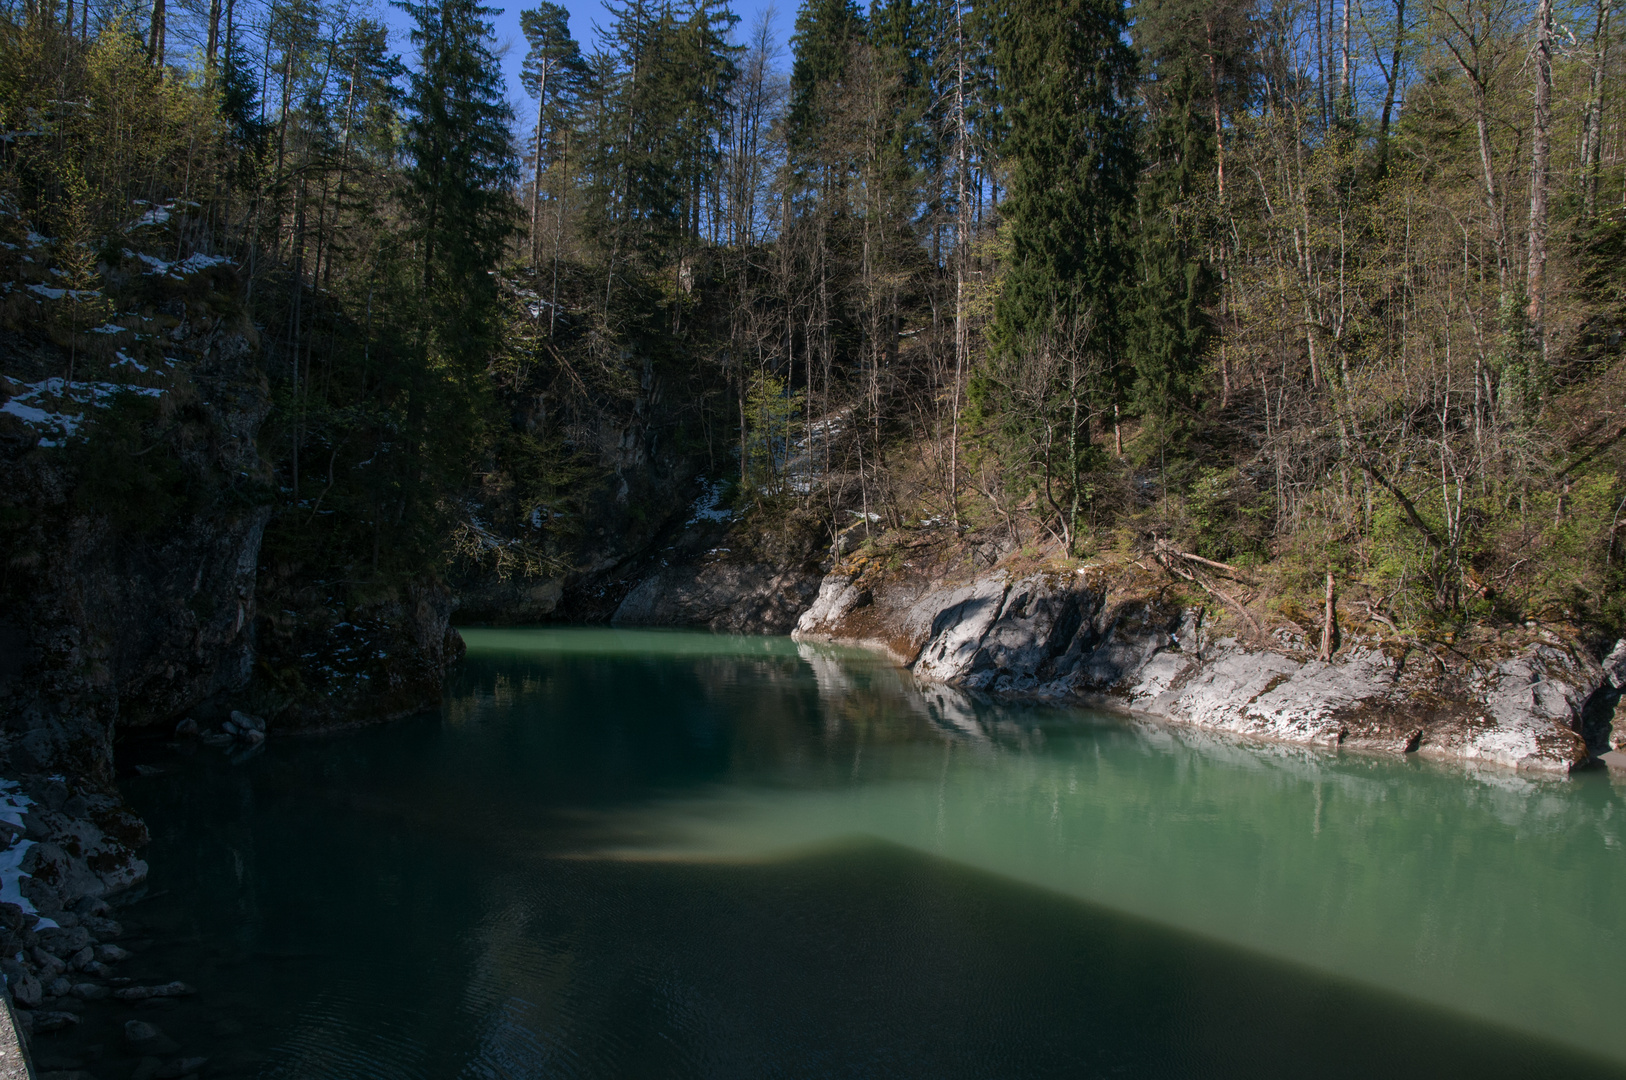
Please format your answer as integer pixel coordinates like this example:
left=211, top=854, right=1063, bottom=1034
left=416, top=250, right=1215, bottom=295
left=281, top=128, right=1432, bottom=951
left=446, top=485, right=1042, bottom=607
left=68, top=946, right=94, bottom=970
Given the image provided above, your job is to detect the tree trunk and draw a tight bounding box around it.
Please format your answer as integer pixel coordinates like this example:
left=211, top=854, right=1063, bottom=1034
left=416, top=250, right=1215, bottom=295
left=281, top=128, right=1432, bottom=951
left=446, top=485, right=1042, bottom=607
left=206, top=0, right=221, bottom=70
left=147, top=0, right=165, bottom=66
left=1526, top=0, right=1553, bottom=378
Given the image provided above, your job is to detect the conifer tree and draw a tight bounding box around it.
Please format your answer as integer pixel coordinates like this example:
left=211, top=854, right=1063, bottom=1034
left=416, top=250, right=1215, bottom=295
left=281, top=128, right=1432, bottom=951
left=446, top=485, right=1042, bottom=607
left=990, top=0, right=1137, bottom=359
left=980, top=0, right=1138, bottom=548
left=398, top=0, right=517, bottom=368
left=786, top=0, right=866, bottom=161
left=519, top=3, right=585, bottom=269
left=1128, top=63, right=1212, bottom=431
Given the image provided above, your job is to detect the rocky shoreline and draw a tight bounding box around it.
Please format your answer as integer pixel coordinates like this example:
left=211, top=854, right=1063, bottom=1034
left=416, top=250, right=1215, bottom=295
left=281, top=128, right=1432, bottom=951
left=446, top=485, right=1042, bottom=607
left=790, top=563, right=1626, bottom=774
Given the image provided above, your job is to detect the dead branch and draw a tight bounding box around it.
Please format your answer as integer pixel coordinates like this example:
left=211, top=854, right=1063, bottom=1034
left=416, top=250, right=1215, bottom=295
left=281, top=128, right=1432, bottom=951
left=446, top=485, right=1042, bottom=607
left=1151, top=537, right=1258, bottom=586
left=1155, top=549, right=1264, bottom=642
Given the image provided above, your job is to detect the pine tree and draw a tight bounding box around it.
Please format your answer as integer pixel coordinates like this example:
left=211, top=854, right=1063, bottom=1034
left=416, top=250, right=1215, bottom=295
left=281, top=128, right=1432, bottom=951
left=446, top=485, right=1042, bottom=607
left=519, top=3, right=586, bottom=270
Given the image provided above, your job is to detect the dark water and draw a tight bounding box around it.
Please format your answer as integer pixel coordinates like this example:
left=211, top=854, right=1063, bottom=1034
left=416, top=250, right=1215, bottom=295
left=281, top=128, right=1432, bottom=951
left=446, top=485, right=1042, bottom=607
left=41, top=628, right=1626, bottom=1078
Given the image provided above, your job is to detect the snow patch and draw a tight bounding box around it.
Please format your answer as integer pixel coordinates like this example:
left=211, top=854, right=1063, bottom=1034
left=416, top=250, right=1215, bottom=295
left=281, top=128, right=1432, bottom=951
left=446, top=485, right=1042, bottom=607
left=686, top=480, right=733, bottom=524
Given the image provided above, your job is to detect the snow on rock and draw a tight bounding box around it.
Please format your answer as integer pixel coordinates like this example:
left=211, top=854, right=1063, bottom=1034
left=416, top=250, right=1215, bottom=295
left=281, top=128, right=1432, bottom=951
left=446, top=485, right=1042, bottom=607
left=1, top=377, right=167, bottom=446
left=686, top=479, right=733, bottom=524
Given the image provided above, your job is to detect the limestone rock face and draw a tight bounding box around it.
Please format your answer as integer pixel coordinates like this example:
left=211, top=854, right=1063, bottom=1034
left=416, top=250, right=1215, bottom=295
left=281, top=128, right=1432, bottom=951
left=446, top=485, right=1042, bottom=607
left=0, top=329, right=271, bottom=782
left=613, top=562, right=823, bottom=635
left=797, top=567, right=1604, bottom=773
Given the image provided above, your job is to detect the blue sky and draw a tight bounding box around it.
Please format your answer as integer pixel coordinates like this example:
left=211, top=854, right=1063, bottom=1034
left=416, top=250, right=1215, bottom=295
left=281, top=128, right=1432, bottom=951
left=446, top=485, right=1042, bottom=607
left=381, top=0, right=796, bottom=120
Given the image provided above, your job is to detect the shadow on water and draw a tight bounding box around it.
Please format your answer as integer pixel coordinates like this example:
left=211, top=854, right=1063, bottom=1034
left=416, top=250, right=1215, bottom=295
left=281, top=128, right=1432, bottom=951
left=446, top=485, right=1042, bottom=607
left=43, top=628, right=1626, bottom=1078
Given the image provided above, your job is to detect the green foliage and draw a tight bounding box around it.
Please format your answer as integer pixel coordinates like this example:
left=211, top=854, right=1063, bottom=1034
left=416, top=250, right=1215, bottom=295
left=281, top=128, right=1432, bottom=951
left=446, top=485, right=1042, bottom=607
left=743, top=370, right=806, bottom=494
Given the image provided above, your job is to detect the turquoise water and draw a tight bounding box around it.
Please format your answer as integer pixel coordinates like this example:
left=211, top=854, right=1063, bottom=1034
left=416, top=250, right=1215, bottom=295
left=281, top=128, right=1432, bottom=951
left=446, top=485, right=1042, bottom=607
left=48, top=628, right=1626, bottom=1077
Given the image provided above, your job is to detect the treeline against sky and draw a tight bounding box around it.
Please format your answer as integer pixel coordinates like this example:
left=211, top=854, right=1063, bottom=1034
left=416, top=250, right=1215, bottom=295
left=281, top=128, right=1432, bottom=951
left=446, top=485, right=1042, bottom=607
left=2, top=0, right=1623, bottom=633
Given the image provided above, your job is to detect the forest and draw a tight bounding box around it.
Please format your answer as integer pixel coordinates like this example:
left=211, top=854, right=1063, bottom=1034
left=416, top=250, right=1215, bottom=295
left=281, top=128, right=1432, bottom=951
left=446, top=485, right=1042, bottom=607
left=1, top=0, right=1623, bottom=643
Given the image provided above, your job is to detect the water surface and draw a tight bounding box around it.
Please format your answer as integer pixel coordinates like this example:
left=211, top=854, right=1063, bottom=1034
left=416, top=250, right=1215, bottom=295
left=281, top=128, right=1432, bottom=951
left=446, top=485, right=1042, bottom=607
left=50, top=628, right=1626, bottom=1077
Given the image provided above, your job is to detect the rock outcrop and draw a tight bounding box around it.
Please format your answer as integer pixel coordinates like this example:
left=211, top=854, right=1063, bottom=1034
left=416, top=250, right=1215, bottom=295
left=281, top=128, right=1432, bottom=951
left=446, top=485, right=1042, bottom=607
left=613, top=561, right=823, bottom=635
left=796, top=566, right=1611, bottom=773
left=0, top=328, right=272, bottom=783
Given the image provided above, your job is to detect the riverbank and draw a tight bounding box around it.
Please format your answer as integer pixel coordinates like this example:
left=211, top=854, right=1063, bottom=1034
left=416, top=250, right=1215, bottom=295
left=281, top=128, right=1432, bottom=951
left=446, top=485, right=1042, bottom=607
left=789, top=557, right=1623, bottom=773
left=581, top=510, right=1624, bottom=773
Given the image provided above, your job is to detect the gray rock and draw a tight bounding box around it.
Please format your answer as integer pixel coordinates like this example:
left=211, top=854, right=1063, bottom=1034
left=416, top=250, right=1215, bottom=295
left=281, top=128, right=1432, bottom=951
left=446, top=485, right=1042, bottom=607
left=913, top=575, right=1009, bottom=682
left=230, top=710, right=265, bottom=733
left=10, top=972, right=41, bottom=1008
left=796, top=566, right=1601, bottom=773
left=1604, top=639, right=1626, bottom=691
left=173, top=717, right=199, bottom=738
left=34, top=927, right=90, bottom=956
left=45, top=976, right=71, bottom=998
left=85, top=916, right=123, bottom=938
left=31, top=947, right=65, bottom=978
left=124, top=1020, right=180, bottom=1055
left=69, top=983, right=108, bottom=1000
left=94, top=943, right=131, bottom=963
left=613, top=563, right=824, bottom=635
left=67, top=946, right=93, bottom=971
left=30, top=1010, right=77, bottom=1033
left=114, top=982, right=196, bottom=1001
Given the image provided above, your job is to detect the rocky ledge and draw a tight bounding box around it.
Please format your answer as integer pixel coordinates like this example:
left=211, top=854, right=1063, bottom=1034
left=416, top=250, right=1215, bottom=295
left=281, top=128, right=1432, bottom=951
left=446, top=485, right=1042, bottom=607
left=793, top=564, right=1624, bottom=773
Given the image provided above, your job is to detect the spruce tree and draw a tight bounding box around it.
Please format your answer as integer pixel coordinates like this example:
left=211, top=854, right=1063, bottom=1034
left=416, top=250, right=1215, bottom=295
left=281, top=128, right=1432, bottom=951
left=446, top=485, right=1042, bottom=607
left=989, top=0, right=1137, bottom=358
left=392, top=0, right=518, bottom=551
left=1128, top=63, right=1213, bottom=430
left=786, top=0, right=866, bottom=160
left=397, top=0, right=517, bottom=368
left=980, top=0, right=1138, bottom=549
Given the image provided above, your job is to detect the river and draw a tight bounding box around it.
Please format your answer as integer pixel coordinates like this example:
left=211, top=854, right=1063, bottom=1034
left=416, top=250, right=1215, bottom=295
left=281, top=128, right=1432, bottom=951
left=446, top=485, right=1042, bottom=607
left=42, top=628, right=1626, bottom=1077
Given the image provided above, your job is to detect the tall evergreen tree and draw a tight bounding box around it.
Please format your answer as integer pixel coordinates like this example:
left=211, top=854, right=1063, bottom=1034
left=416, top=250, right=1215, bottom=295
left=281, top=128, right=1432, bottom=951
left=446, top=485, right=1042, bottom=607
left=391, top=0, right=518, bottom=547
left=397, top=0, right=517, bottom=367
left=990, top=0, right=1137, bottom=358
left=1128, top=63, right=1213, bottom=429
left=519, top=2, right=587, bottom=268
left=786, top=0, right=866, bottom=160
left=979, top=0, right=1137, bottom=549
